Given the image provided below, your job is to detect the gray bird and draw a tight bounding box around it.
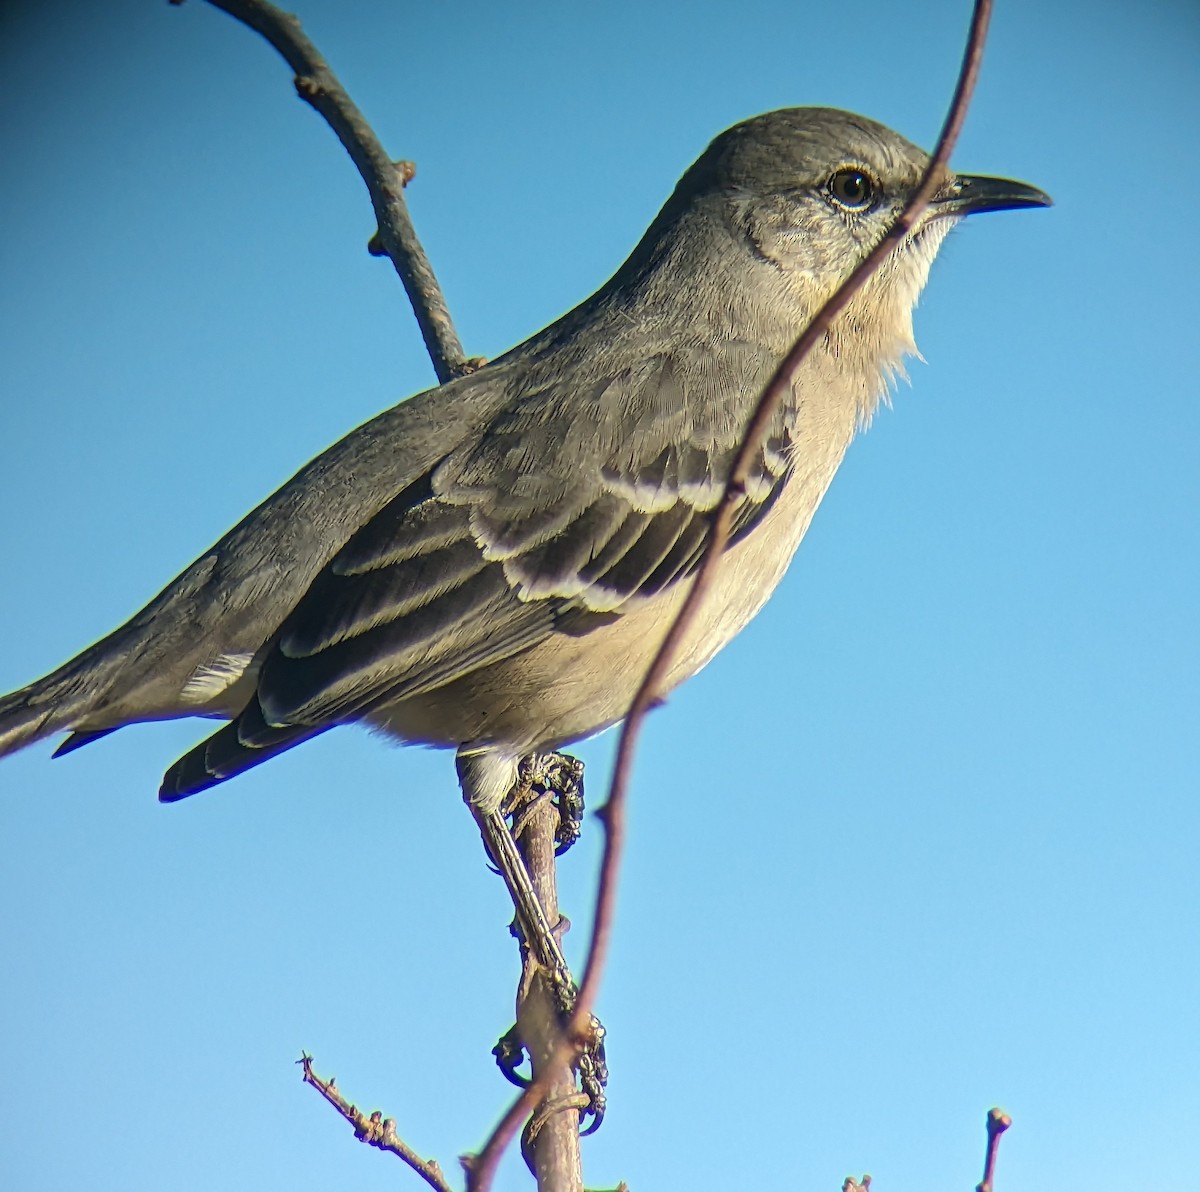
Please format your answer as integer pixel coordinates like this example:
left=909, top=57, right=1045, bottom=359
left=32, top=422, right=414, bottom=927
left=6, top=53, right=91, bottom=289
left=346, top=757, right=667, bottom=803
left=0, top=108, right=1049, bottom=816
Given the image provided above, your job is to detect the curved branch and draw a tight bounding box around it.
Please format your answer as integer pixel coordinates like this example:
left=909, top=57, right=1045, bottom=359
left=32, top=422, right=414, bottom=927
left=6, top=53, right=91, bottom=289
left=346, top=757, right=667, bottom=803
left=180, top=0, right=468, bottom=382
left=465, top=1, right=995, bottom=1186
left=580, top=0, right=994, bottom=1036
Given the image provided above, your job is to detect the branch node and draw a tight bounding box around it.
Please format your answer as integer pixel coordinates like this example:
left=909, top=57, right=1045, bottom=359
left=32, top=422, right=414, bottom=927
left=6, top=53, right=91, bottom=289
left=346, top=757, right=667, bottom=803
left=293, top=73, right=321, bottom=100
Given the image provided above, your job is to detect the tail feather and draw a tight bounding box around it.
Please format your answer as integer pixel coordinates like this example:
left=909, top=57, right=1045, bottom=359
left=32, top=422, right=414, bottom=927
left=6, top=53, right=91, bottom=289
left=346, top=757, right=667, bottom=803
left=159, top=698, right=324, bottom=801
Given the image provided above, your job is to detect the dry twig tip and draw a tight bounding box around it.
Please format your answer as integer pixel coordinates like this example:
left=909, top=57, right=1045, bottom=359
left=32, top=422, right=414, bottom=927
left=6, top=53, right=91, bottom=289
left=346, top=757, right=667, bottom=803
left=297, top=1053, right=453, bottom=1192
left=977, top=1107, right=1012, bottom=1192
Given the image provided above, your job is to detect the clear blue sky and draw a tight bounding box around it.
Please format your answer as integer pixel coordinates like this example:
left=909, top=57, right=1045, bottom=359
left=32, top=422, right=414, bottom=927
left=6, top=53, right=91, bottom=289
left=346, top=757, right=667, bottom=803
left=1, top=2, right=1196, bottom=1189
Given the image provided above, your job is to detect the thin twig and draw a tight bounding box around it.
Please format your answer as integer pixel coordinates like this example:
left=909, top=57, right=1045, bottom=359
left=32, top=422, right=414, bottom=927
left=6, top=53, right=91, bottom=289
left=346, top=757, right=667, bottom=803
left=466, top=1, right=995, bottom=1186
left=180, top=0, right=468, bottom=382
left=297, top=1053, right=455, bottom=1192
left=976, top=1107, right=1012, bottom=1192
left=579, top=0, right=994, bottom=1039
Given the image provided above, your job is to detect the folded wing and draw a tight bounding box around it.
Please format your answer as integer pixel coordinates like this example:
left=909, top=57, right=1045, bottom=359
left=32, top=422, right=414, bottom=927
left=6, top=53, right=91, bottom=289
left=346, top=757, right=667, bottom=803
left=161, top=342, right=793, bottom=798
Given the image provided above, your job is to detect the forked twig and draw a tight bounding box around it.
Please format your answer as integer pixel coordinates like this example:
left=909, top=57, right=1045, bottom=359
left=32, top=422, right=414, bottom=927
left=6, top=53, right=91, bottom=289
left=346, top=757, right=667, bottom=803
left=465, top=1, right=995, bottom=1186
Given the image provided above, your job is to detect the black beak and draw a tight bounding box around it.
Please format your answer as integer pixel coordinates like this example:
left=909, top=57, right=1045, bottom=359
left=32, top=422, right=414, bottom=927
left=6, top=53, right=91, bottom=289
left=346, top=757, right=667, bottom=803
left=936, top=173, right=1053, bottom=216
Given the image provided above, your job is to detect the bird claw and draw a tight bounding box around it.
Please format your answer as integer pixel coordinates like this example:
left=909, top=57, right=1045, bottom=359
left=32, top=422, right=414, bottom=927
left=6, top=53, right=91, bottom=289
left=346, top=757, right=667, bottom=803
left=493, top=1023, right=531, bottom=1087
left=533, top=752, right=585, bottom=855
left=577, top=1015, right=608, bottom=1134
left=504, top=751, right=585, bottom=857
left=492, top=1012, right=609, bottom=1133
left=553, top=765, right=585, bottom=856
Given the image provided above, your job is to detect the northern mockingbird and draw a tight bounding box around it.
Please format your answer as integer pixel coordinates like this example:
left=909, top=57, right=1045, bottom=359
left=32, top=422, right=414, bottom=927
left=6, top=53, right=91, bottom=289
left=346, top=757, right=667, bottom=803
left=0, top=108, right=1049, bottom=814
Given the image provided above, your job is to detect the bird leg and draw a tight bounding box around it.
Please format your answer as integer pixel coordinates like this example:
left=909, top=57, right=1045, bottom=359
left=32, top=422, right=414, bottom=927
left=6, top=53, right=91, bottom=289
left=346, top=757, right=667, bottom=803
left=476, top=753, right=608, bottom=1132
left=477, top=797, right=576, bottom=1008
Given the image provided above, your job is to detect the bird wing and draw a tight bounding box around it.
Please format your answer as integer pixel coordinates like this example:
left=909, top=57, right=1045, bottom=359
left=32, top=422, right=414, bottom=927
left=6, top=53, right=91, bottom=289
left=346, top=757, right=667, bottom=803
left=248, top=340, right=793, bottom=732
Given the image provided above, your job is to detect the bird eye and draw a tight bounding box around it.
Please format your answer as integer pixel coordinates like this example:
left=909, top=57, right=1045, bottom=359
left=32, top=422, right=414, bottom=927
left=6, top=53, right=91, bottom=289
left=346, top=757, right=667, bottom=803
left=827, top=167, right=875, bottom=211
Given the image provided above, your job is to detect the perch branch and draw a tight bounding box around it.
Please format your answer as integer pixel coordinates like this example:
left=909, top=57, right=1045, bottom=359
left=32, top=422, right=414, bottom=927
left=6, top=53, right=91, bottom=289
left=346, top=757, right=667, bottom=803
left=512, top=782, right=584, bottom=1189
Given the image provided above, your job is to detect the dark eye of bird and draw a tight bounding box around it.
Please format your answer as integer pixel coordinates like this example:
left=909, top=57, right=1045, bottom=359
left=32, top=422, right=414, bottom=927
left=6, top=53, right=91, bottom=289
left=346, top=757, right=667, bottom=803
left=828, top=167, right=874, bottom=210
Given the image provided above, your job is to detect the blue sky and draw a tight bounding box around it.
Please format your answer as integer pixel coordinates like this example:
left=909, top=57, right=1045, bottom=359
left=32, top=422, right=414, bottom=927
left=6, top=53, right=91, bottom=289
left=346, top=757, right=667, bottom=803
left=1, top=1, right=1197, bottom=1189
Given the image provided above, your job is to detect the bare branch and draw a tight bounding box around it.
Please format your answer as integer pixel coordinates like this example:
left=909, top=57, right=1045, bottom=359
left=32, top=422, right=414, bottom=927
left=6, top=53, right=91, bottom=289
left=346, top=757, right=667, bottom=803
left=976, top=1108, right=1012, bottom=1192
left=464, top=2, right=996, bottom=1186
left=297, top=1053, right=455, bottom=1192
left=179, top=0, right=469, bottom=382
left=513, top=785, right=584, bottom=1190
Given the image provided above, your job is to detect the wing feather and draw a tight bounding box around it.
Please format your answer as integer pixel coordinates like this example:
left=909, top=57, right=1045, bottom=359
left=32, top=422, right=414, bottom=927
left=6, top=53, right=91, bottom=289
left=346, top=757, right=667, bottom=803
left=241, top=341, right=794, bottom=736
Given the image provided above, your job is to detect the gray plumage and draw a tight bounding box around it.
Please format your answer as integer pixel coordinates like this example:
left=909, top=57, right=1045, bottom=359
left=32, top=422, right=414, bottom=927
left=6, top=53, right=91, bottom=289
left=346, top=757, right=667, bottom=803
left=0, top=108, right=1049, bottom=811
